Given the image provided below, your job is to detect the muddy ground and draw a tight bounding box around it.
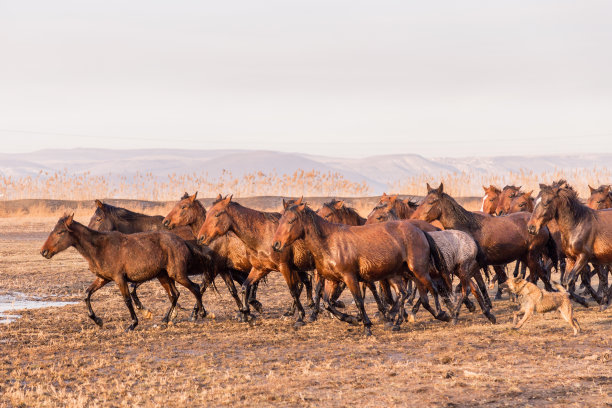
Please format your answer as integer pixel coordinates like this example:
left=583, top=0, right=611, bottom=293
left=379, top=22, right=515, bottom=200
left=0, top=216, right=611, bottom=407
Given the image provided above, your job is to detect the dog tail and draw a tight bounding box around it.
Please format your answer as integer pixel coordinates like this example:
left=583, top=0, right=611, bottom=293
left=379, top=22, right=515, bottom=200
left=552, top=281, right=567, bottom=293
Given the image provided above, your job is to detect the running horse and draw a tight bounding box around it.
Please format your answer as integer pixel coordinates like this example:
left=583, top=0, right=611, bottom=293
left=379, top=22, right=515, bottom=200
left=528, top=181, right=612, bottom=308
left=412, top=183, right=558, bottom=302
left=272, top=200, right=452, bottom=335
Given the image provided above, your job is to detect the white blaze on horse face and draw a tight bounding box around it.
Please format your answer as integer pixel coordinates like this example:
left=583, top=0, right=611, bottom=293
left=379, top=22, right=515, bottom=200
left=535, top=197, right=542, bottom=208
left=480, top=194, right=488, bottom=212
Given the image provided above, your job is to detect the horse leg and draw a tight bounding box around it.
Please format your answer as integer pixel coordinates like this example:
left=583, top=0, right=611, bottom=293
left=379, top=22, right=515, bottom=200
left=129, top=282, right=152, bottom=319
left=390, top=285, right=409, bottom=331
left=601, top=280, right=612, bottom=311
left=172, top=273, right=205, bottom=321
left=512, top=261, right=520, bottom=278
left=379, top=279, right=395, bottom=309
left=469, top=278, right=496, bottom=323
left=330, top=281, right=346, bottom=308
left=157, top=274, right=179, bottom=324
left=278, top=263, right=306, bottom=328
left=366, top=282, right=390, bottom=322
left=324, top=281, right=361, bottom=325
left=220, top=269, right=247, bottom=317
left=493, top=265, right=507, bottom=300
left=343, top=275, right=373, bottom=336
left=248, top=281, right=262, bottom=313
left=298, top=270, right=315, bottom=308
left=474, top=271, right=493, bottom=308
left=596, top=265, right=609, bottom=299
left=564, top=256, right=589, bottom=307
left=526, top=252, right=553, bottom=292
left=85, top=277, right=109, bottom=327
left=307, top=278, right=324, bottom=322
left=580, top=267, right=602, bottom=304
left=115, top=277, right=139, bottom=332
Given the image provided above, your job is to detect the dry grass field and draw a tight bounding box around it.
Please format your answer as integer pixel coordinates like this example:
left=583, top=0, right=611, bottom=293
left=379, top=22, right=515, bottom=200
left=1, top=208, right=611, bottom=407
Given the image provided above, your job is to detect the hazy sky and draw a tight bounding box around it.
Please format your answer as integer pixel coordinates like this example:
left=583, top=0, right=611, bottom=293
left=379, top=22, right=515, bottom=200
left=1, top=1, right=611, bottom=158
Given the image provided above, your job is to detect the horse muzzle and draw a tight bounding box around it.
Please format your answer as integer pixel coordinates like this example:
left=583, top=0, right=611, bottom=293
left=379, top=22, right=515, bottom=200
left=527, top=225, right=538, bottom=235
left=197, top=235, right=209, bottom=246
left=162, top=219, right=171, bottom=228
left=40, top=249, right=53, bottom=259
left=272, top=241, right=283, bottom=252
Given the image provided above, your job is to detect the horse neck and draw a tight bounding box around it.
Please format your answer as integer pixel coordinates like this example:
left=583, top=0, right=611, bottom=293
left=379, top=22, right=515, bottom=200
left=439, top=197, right=478, bottom=232
left=228, top=204, right=275, bottom=249
left=113, top=212, right=161, bottom=232
left=188, top=204, right=207, bottom=237
left=301, top=212, right=336, bottom=261
left=554, top=198, right=593, bottom=235
left=70, top=222, right=104, bottom=261
left=395, top=202, right=413, bottom=219
left=344, top=211, right=365, bottom=226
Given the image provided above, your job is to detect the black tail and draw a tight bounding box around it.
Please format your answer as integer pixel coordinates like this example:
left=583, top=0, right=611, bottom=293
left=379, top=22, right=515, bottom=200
left=544, top=229, right=559, bottom=273
left=186, top=240, right=219, bottom=295
left=423, top=231, right=451, bottom=296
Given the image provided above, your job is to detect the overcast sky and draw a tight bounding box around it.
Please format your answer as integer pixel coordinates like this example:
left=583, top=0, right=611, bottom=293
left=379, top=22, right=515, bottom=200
left=1, top=1, right=611, bottom=158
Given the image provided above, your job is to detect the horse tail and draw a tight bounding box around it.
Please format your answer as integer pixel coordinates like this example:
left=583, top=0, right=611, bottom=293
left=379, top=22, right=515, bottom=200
left=186, top=240, right=219, bottom=295
left=545, top=229, right=559, bottom=273
left=423, top=231, right=451, bottom=296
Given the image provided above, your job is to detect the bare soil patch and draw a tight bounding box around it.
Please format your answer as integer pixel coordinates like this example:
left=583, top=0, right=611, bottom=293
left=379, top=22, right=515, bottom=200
left=0, top=216, right=611, bottom=407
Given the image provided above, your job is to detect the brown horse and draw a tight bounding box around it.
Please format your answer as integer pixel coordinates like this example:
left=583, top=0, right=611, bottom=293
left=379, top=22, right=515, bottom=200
left=528, top=181, right=612, bottom=308
left=272, top=201, right=452, bottom=335
left=162, top=192, right=263, bottom=318
left=587, top=185, right=612, bottom=210
left=378, top=193, right=418, bottom=219
left=41, top=215, right=205, bottom=331
left=88, top=199, right=215, bottom=319
left=481, top=185, right=502, bottom=215
left=412, top=183, right=557, bottom=301
left=197, top=195, right=314, bottom=327
left=496, top=185, right=522, bottom=216
left=508, top=191, right=534, bottom=213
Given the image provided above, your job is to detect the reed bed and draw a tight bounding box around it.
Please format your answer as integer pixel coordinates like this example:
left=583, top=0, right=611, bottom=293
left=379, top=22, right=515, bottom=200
left=1, top=167, right=609, bottom=201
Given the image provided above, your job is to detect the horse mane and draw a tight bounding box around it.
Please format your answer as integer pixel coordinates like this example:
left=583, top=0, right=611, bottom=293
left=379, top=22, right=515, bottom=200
left=439, top=193, right=482, bottom=230
left=322, top=199, right=362, bottom=220
left=102, top=203, right=146, bottom=221
left=301, top=205, right=324, bottom=237
left=502, top=185, right=520, bottom=191
left=550, top=183, right=592, bottom=221
left=229, top=201, right=281, bottom=223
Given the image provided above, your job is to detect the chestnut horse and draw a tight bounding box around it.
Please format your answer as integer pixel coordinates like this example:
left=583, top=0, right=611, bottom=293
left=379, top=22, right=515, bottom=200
left=365, top=203, right=495, bottom=323
left=587, top=185, right=612, bottom=210
left=272, top=201, right=452, bottom=335
left=481, top=185, right=502, bottom=215
left=197, top=195, right=314, bottom=327
left=412, top=183, right=557, bottom=301
left=162, top=192, right=263, bottom=318
left=496, top=185, right=522, bottom=216
left=41, top=215, right=206, bottom=331
left=528, top=182, right=612, bottom=308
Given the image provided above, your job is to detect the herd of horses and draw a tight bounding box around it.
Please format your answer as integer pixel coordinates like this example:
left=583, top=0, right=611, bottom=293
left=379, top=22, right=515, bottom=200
left=40, top=180, right=612, bottom=335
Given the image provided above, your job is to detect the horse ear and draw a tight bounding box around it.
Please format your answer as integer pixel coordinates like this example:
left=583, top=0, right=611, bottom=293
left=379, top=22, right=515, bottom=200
left=223, top=194, right=233, bottom=205
left=189, top=192, right=198, bottom=202
left=333, top=200, right=344, bottom=209
left=426, top=183, right=433, bottom=193
left=588, top=185, right=596, bottom=194
left=95, top=199, right=103, bottom=209
left=282, top=198, right=289, bottom=209
left=603, top=186, right=611, bottom=194
left=64, top=213, right=74, bottom=230
left=438, top=183, right=444, bottom=193
left=389, top=195, right=397, bottom=204
left=482, top=185, right=488, bottom=192
left=539, top=183, right=547, bottom=190
left=216, top=193, right=223, bottom=200
left=525, top=190, right=533, bottom=198
left=294, top=196, right=303, bottom=206
left=181, top=192, right=190, bottom=199
left=382, top=192, right=387, bottom=197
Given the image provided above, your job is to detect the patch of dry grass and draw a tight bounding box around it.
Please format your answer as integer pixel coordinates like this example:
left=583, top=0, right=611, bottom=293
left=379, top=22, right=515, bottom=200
left=1, top=217, right=611, bottom=406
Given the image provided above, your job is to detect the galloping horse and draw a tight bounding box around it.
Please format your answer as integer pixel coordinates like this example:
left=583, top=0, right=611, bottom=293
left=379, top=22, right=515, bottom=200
left=587, top=185, right=612, bottom=210
left=197, top=195, right=315, bottom=327
left=272, top=201, right=452, bottom=335
left=528, top=182, right=612, bottom=308
left=162, top=193, right=263, bottom=317
left=496, top=185, right=522, bottom=216
left=481, top=185, right=502, bottom=215
left=412, top=183, right=557, bottom=301
left=41, top=215, right=206, bottom=331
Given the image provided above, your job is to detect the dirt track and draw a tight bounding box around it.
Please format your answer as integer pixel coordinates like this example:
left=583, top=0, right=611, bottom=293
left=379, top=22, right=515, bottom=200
left=0, top=216, right=611, bottom=407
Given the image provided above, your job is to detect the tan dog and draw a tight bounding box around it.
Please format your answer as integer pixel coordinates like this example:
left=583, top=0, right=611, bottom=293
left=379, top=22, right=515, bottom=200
left=505, top=277, right=581, bottom=335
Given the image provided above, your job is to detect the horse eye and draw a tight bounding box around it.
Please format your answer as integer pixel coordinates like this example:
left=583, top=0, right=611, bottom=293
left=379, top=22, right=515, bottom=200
left=181, top=206, right=187, bottom=210
left=489, top=198, right=495, bottom=202
left=215, top=211, right=224, bottom=218
left=97, top=218, right=102, bottom=222
left=58, top=231, right=65, bottom=235
left=519, top=203, right=525, bottom=207
left=377, top=216, right=384, bottom=220
left=597, top=200, right=603, bottom=204
left=325, top=214, right=332, bottom=218
left=288, top=218, right=296, bottom=224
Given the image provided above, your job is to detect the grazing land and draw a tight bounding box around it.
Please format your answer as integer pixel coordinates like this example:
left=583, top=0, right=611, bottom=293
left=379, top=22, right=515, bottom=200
left=0, top=207, right=611, bottom=407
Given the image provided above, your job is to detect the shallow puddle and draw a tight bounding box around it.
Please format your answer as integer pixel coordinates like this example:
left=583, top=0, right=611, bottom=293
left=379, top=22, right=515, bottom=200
left=0, top=292, right=77, bottom=324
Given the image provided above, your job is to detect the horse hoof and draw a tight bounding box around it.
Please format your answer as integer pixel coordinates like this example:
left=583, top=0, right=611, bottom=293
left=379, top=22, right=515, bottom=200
left=486, top=313, right=497, bottom=324
left=333, top=300, right=345, bottom=309
left=600, top=303, right=609, bottom=312
left=495, top=293, right=503, bottom=300
left=306, top=313, right=318, bottom=323
left=125, top=324, right=136, bottom=332
left=364, top=327, right=372, bottom=336
left=293, top=320, right=306, bottom=330
left=247, top=316, right=258, bottom=327
left=438, top=312, right=452, bottom=322
left=199, top=309, right=207, bottom=319
left=407, top=313, right=416, bottom=323
left=283, top=310, right=295, bottom=317
left=170, top=308, right=179, bottom=321
left=451, top=317, right=458, bottom=326
left=391, top=325, right=401, bottom=332
left=249, top=300, right=263, bottom=314
left=93, top=316, right=103, bottom=327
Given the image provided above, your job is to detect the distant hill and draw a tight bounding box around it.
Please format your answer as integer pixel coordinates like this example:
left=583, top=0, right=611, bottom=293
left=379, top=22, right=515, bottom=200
left=1, top=149, right=611, bottom=196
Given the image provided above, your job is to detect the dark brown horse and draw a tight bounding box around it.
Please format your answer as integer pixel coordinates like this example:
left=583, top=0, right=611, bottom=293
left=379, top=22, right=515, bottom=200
left=197, top=195, right=314, bottom=327
left=41, top=215, right=205, bottom=331
left=496, top=185, right=522, bottom=216
left=481, top=185, right=502, bottom=215
left=88, top=199, right=215, bottom=319
left=412, top=183, right=557, bottom=301
left=528, top=181, right=612, bottom=308
left=377, top=193, right=418, bottom=219
left=316, top=199, right=366, bottom=226
left=508, top=190, right=534, bottom=213
left=162, top=193, right=263, bottom=318
left=272, top=201, right=452, bottom=335
left=587, top=185, right=612, bottom=210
